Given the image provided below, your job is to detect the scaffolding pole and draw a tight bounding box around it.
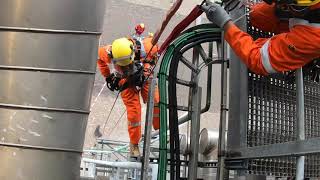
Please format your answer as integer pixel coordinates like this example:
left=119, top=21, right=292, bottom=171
left=295, top=68, right=305, bottom=180
left=217, top=37, right=229, bottom=180
left=188, top=48, right=202, bottom=180
left=141, top=79, right=156, bottom=180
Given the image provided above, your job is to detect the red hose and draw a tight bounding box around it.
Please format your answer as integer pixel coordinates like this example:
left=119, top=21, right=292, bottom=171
left=159, top=5, right=204, bottom=54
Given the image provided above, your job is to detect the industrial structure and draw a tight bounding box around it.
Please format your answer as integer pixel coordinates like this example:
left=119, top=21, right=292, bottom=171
left=0, top=0, right=319, bottom=180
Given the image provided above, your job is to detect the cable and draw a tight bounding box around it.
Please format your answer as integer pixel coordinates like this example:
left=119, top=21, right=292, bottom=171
left=91, top=82, right=107, bottom=110
left=107, top=110, right=126, bottom=136
left=101, top=92, right=121, bottom=135
left=159, top=24, right=223, bottom=180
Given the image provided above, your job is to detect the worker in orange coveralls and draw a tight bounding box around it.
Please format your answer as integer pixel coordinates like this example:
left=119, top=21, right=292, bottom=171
left=97, top=36, right=160, bottom=158
left=201, top=0, right=320, bottom=75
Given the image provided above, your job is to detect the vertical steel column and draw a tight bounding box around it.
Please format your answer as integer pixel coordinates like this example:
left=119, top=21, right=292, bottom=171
left=188, top=48, right=202, bottom=180
left=217, top=35, right=229, bottom=179
left=141, top=79, right=156, bottom=180
left=295, top=68, right=305, bottom=180
left=227, top=4, right=248, bottom=178
left=188, top=87, right=202, bottom=180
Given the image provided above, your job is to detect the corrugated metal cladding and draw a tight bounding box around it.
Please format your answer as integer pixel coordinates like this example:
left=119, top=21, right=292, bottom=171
left=0, top=0, right=105, bottom=179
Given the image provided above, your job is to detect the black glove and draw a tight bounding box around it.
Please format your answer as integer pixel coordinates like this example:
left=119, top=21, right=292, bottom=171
left=121, top=63, right=145, bottom=90
left=106, top=73, right=121, bottom=91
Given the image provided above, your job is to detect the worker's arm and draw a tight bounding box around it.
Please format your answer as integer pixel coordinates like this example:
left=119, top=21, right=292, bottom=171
left=224, top=21, right=320, bottom=74
left=223, top=22, right=268, bottom=75
left=203, top=2, right=320, bottom=75
left=97, top=46, right=112, bottom=78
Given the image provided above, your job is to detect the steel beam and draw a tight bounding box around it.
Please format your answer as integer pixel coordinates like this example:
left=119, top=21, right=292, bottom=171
left=227, top=137, right=320, bottom=159
left=217, top=35, right=229, bottom=180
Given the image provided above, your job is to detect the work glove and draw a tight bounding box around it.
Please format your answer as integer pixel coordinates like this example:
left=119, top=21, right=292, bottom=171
left=201, top=1, right=232, bottom=28
left=106, top=73, right=121, bottom=91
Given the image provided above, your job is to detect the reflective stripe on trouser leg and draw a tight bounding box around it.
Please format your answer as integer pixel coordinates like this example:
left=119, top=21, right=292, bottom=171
left=128, top=121, right=141, bottom=127
left=128, top=121, right=141, bottom=144
left=260, top=39, right=278, bottom=74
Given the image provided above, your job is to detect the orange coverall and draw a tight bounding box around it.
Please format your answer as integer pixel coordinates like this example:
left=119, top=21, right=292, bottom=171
left=225, top=2, right=320, bottom=75
left=97, top=37, right=160, bottom=145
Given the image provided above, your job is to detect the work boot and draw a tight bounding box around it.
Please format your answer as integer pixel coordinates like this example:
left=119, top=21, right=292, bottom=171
left=129, top=143, right=140, bottom=159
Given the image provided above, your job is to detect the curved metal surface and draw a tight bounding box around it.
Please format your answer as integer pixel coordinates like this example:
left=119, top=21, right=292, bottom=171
left=0, top=108, right=88, bottom=150
left=0, top=0, right=105, bottom=31
left=0, top=70, right=95, bottom=110
left=179, top=134, right=189, bottom=155
left=0, top=146, right=81, bottom=180
left=0, top=0, right=105, bottom=179
left=0, top=31, right=99, bottom=72
left=199, top=128, right=219, bottom=155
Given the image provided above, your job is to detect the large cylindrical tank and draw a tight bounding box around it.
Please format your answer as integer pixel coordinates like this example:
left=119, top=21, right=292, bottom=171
left=0, top=0, right=105, bottom=179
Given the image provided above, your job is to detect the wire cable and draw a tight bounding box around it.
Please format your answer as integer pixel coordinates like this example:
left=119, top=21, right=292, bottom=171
left=107, top=110, right=126, bottom=136
left=101, top=92, right=121, bottom=135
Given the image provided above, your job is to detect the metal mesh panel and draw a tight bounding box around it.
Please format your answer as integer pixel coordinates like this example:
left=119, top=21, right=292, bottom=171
left=304, top=78, right=320, bottom=139
left=247, top=72, right=298, bottom=177
left=304, top=76, right=320, bottom=177
left=245, top=1, right=320, bottom=177
left=248, top=157, right=296, bottom=177
left=248, top=73, right=297, bottom=147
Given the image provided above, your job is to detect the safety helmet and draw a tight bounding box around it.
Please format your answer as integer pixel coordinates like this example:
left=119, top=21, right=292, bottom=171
left=297, top=0, right=320, bottom=6
left=264, top=0, right=320, bottom=6
left=111, top=38, right=134, bottom=66
left=135, top=23, right=145, bottom=35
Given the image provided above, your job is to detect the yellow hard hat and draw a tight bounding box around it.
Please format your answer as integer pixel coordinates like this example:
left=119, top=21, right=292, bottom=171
left=264, top=0, right=320, bottom=6
left=296, top=0, right=320, bottom=6
left=111, top=38, right=134, bottom=66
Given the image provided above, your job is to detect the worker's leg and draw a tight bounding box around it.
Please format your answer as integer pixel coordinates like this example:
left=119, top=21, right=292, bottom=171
left=249, top=2, right=289, bottom=34
left=121, top=87, right=142, bottom=145
left=141, top=81, right=160, bottom=130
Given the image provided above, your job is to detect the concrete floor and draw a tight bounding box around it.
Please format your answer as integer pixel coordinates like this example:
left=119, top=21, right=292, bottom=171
left=83, top=0, right=221, bottom=150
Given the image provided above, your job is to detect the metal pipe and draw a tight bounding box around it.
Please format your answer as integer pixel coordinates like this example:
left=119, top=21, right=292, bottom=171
left=0, top=0, right=105, bottom=179
left=202, top=42, right=214, bottom=113
left=82, top=158, right=142, bottom=169
left=188, top=87, right=202, bottom=180
left=188, top=47, right=201, bottom=180
left=217, top=36, right=229, bottom=180
left=141, top=79, right=156, bottom=180
left=295, top=68, right=305, bottom=180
